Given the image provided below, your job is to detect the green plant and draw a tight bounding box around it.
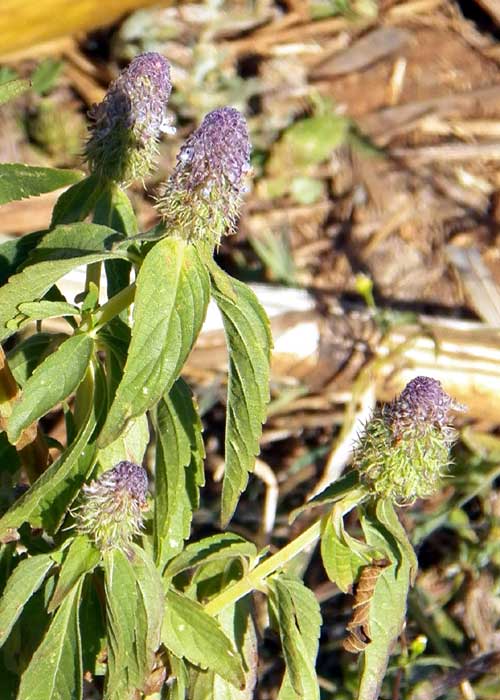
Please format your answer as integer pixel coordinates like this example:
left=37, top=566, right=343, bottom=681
left=0, top=54, right=464, bottom=700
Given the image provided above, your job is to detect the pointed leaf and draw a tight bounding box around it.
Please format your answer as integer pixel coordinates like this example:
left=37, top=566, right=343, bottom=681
left=153, top=378, right=205, bottom=567
left=129, top=545, right=164, bottom=689
left=162, top=589, right=245, bottom=689
left=17, top=579, right=83, bottom=700
left=268, top=574, right=321, bottom=700
left=210, top=269, right=272, bottom=526
left=99, top=238, right=210, bottom=447
left=51, top=175, right=102, bottom=226
left=8, top=333, right=94, bottom=444
left=0, top=225, right=127, bottom=342
left=321, top=513, right=371, bottom=593
left=0, top=230, right=45, bottom=285
left=0, top=164, right=83, bottom=205
left=0, top=365, right=105, bottom=536
left=356, top=513, right=412, bottom=700
left=0, top=553, right=53, bottom=647
left=164, top=533, right=256, bottom=580
left=103, top=549, right=140, bottom=700
left=7, top=333, right=66, bottom=388
left=48, top=536, right=100, bottom=613
left=191, top=597, right=257, bottom=700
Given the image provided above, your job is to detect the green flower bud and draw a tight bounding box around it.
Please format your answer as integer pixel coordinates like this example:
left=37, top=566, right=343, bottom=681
left=157, top=107, right=251, bottom=246
left=354, top=377, right=465, bottom=504
left=85, top=52, right=172, bottom=185
left=75, top=461, right=148, bottom=552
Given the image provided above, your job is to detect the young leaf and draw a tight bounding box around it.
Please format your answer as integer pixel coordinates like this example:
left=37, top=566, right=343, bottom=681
left=268, top=574, right=321, bottom=700
left=163, top=533, right=256, bottom=581
left=16, top=300, right=80, bottom=321
left=153, top=378, right=205, bottom=567
left=190, top=597, right=257, bottom=700
left=355, top=513, right=412, bottom=700
left=162, top=589, right=245, bottom=689
left=104, top=547, right=163, bottom=699
left=51, top=174, right=102, bottom=227
left=0, top=78, right=30, bottom=106
left=0, top=247, right=126, bottom=343
left=48, top=536, right=100, bottom=613
left=375, top=499, right=418, bottom=583
left=0, top=365, right=105, bottom=536
left=17, top=579, right=83, bottom=700
left=210, top=268, right=272, bottom=526
left=321, top=512, right=372, bottom=593
left=98, top=239, right=210, bottom=447
left=0, top=164, right=83, bottom=206
left=0, top=553, right=53, bottom=647
left=166, top=652, right=189, bottom=700
left=7, top=333, right=94, bottom=444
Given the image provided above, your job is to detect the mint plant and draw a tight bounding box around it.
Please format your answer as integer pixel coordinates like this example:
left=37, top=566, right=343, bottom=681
left=0, top=55, right=465, bottom=700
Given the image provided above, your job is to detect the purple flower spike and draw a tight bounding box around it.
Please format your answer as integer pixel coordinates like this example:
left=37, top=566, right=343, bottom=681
left=76, top=461, right=149, bottom=553
left=86, top=52, right=172, bottom=185
left=158, top=107, right=251, bottom=245
left=354, top=377, right=465, bottom=504
left=384, top=376, right=465, bottom=438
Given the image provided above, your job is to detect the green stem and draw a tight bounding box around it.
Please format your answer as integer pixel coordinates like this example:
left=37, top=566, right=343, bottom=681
left=87, top=283, right=136, bottom=334
left=204, top=517, right=325, bottom=617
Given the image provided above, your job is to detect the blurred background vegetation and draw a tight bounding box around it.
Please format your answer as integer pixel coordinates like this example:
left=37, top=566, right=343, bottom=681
left=1, top=1, right=500, bottom=698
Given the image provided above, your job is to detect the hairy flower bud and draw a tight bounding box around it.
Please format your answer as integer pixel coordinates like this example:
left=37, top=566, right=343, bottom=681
left=354, top=377, right=465, bottom=504
left=76, top=461, right=149, bottom=552
left=157, top=107, right=251, bottom=246
left=85, top=52, right=172, bottom=185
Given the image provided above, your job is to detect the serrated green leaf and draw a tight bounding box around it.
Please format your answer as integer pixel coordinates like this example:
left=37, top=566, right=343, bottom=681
left=97, top=414, right=149, bottom=471
left=0, top=365, right=105, bottom=536
left=51, top=175, right=102, bottom=227
left=7, top=333, right=66, bottom=388
left=104, top=547, right=162, bottom=699
left=0, top=226, right=128, bottom=342
left=48, top=536, right=100, bottom=613
left=191, top=597, right=257, bottom=700
left=375, top=499, right=417, bottom=583
left=164, top=533, right=256, bottom=581
left=0, top=79, right=31, bottom=106
left=356, top=513, right=412, bottom=700
left=163, top=589, right=245, bottom=689
left=17, top=578, right=83, bottom=700
left=27, top=222, right=125, bottom=263
left=0, top=230, right=45, bottom=285
left=129, top=545, right=164, bottom=690
left=104, top=549, right=140, bottom=700
left=210, top=269, right=272, bottom=526
left=154, top=378, right=205, bottom=567
left=17, top=300, right=80, bottom=320
left=98, top=238, right=210, bottom=447
left=7, top=333, right=94, bottom=444
left=268, top=574, right=321, bottom=700
left=321, top=513, right=371, bottom=593
left=0, top=553, right=53, bottom=648
left=0, top=164, right=83, bottom=206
